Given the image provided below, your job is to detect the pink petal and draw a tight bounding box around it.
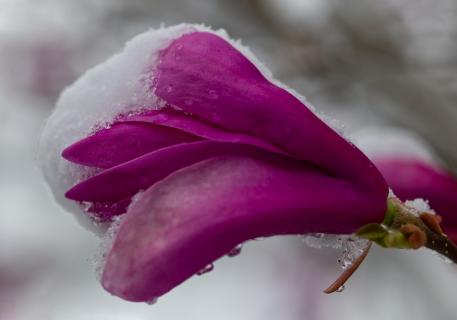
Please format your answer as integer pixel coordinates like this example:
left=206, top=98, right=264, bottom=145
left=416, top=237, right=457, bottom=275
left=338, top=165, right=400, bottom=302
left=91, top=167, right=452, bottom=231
left=121, top=110, right=287, bottom=156
left=62, top=122, right=199, bottom=169
left=154, top=32, right=387, bottom=196
left=65, top=141, right=305, bottom=205
left=102, top=156, right=382, bottom=301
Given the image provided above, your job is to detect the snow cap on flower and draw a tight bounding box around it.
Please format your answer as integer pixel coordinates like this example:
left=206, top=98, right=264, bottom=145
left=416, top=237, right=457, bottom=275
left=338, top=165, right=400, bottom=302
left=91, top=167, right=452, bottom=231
left=39, top=24, right=388, bottom=302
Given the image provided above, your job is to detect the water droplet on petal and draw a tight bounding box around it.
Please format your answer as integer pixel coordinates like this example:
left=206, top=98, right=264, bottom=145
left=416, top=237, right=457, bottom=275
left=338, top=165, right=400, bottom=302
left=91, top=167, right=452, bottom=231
left=227, top=244, right=243, bottom=257
left=146, top=297, right=158, bottom=305
left=184, top=99, right=193, bottom=106
left=166, top=85, right=173, bottom=93
left=197, top=263, right=214, bottom=276
left=207, top=89, right=219, bottom=100
left=303, top=234, right=369, bottom=269
left=336, top=285, right=345, bottom=293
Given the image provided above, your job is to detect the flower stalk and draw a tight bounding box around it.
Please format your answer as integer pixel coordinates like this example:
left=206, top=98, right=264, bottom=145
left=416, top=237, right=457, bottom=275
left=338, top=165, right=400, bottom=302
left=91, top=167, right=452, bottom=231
left=325, top=196, right=457, bottom=294
left=383, top=197, right=457, bottom=264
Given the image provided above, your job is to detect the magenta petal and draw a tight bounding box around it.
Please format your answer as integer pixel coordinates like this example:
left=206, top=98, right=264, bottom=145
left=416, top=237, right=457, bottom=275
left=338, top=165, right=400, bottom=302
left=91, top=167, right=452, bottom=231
left=65, top=141, right=303, bottom=203
left=102, top=156, right=383, bottom=301
left=121, top=110, right=287, bottom=156
left=374, top=158, right=457, bottom=241
left=86, top=198, right=132, bottom=220
left=62, top=122, right=199, bottom=169
left=154, top=32, right=387, bottom=196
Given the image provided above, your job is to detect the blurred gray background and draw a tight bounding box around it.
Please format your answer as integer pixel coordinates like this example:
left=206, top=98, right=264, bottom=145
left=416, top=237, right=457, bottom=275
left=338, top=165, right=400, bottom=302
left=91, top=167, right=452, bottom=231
left=1, top=0, right=457, bottom=319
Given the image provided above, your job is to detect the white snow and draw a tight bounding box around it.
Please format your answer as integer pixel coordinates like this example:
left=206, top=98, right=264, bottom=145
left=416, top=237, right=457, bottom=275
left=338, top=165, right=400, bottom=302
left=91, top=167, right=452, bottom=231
left=405, top=198, right=434, bottom=214
left=93, top=214, right=126, bottom=280
left=303, top=234, right=370, bottom=269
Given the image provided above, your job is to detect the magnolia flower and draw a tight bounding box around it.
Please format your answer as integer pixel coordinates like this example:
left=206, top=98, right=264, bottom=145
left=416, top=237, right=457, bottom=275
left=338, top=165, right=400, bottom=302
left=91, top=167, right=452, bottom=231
left=39, top=25, right=454, bottom=303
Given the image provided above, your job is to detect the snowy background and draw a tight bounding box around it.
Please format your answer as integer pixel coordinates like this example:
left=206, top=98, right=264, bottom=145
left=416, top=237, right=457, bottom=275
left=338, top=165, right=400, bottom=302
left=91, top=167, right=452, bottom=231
left=1, top=0, right=457, bottom=319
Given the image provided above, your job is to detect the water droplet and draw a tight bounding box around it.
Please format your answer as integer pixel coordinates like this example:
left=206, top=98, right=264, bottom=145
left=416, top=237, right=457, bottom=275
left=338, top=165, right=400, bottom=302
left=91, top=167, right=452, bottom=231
left=302, top=233, right=346, bottom=249
left=336, top=285, right=345, bottom=293
left=438, top=254, right=452, bottom=264
left=207, top=89, right=219, bottom=100
left=227, top=244, right=243, bottom=257
left=303, top=234, right=369, bottom=269
left=184, top=99, right=193, bottom=106
left=197, top=263, right=214, bottom=276
left=166, top=85, right=173, bottom=93
left=146, top=297, right=158, bottom=305
left=254, top=237, right=266, bottom=241
left=176, top=44, right=183, bottom=51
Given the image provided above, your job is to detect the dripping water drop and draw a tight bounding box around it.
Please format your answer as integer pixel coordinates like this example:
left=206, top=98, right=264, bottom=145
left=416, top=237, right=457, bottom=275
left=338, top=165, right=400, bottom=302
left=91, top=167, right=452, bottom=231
left=227, top=244, right=243, bottom=257
left=336, top=285, right=345, bottom=293
left=197, top=263, right=214, bottom=276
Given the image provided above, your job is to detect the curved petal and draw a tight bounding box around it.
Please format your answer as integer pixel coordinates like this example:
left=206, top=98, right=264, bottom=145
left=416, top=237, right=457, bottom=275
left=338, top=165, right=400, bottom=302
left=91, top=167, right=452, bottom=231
left=120, top=110, right=287, bottom=156
left=65, top=141, right=305, bottom=204
left=374, top=158, right=457, bottom=242
left=102, top=156, right=385, bottom=301
left=62, top=122, right=199, bottom=169
left=154, top=32, right=387, bottom=198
